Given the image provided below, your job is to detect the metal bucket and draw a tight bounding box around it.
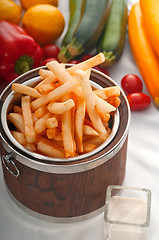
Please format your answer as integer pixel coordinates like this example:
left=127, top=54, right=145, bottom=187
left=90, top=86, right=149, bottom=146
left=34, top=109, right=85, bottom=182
left=0, top=66, right=130, bottom=221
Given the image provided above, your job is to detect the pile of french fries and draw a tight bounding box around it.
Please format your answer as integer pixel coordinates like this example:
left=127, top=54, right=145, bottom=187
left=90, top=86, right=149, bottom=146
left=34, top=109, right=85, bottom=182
left=7, top=53, right=121, bottom=158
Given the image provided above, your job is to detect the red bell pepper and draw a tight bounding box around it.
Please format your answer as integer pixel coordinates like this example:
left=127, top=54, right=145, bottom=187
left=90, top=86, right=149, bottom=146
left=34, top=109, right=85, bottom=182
left=0, top=20, right=43, bottom=82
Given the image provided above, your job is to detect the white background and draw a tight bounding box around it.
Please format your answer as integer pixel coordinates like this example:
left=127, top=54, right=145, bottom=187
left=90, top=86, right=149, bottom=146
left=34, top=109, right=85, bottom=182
left=0, top=0, right=159, bottom=239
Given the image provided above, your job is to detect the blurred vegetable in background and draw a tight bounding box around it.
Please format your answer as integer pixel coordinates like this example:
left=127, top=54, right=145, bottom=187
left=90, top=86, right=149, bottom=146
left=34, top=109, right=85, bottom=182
left=19, top=0, right=58, bottom=10
left=127, top=93, right=151, bottom=111
left=121, top=73, right=151, bottom=111
left=128, top=2, right=159, bottom=108
left=97, top=0, right=128, bottom=67
left=58, top=0, right=112, bottom=62
left=0, top=0, right=22, bottom=24
left=22, top=4, right=65, bottom=45
left=61, top=0, right=84, bottom=47
left=121, top=74, right=143, bottom=95
left=140, top=0, right=159, bottom=58
left=0, top=21, right=43, bottom=83
left=0, top=0, right=158, bottom=111
left=43, top=43, right=60, bottom=59
left=42, top=57, right=58, bottom=65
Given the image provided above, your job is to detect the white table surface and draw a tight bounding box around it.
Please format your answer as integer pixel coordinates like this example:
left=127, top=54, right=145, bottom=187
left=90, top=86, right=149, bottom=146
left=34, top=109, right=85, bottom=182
left=0, top=0, right=159, bottom=239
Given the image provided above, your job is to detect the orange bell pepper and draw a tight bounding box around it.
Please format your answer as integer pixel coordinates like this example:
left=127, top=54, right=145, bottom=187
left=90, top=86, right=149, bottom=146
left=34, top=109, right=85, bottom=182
left=128, top=2, right=159, bottom=108
left=140, top=0, right=159, bottom=58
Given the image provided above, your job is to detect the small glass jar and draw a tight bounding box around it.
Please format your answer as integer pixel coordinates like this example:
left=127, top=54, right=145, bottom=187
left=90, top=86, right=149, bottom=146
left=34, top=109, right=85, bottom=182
left=104, top=185, right=151, bottom=240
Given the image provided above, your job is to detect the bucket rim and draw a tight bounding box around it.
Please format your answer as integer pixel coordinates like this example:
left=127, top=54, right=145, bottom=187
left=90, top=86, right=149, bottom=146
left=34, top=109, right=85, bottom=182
left=0, top=66, right=131, bottom=173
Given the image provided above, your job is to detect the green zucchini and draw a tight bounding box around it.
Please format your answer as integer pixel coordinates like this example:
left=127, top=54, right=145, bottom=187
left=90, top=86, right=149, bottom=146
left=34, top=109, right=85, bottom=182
left=58, top=0, right=112, bottom=63
left=97, top=0, right=128, bottom=67
left=62, top=0, right=85, bottom=47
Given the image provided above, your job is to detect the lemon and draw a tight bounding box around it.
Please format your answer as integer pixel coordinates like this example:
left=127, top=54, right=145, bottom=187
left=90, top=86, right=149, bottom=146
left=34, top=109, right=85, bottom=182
left=0, top=0, right=22, bottom=25
left=22, top=4, right=65, bottom=45
left=20, top=0, right=58, bottom=10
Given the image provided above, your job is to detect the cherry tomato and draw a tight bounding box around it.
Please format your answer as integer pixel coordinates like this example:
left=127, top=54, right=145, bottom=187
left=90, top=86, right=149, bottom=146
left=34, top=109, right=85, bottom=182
left=121, top=74, right=143, bottom=95
left=127, top=93, right=151, bottom=111
left=69, top=60, right=81, bottom=64
left=81, top=54, right=93, bottom=61
left=43, top=44, right=60, bottom=59
left=42, top=57, right=58, bottom=65
left=93, top=66, right=109, bottom=76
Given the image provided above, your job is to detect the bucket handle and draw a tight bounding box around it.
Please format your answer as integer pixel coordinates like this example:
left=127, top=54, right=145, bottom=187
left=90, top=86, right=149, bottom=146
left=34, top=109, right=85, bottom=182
left=2, top=152, right=20, bottom=178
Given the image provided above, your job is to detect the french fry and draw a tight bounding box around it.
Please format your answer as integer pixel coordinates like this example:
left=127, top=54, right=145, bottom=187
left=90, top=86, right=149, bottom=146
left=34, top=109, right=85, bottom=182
left=37, top=141, right=63, bottom=157
left=94, top=94, right=116, bottom=114
left=83, top=143, right=97, bottom=153
left=72, top=86, right=83, bottom=98
left=37, top=137, right=64, bottom=158
left=54, top=114, right=61, bottom=123
left=102, top=86, right=120, bottom=98
left=53, top=132, right=63, bottom=141
left=45, top=53, right=105, bottom=79
left=53, top=82, right=60, bottom=88
left=38, top=63, right=65, bottom=80
left=84, top=136, right=107, bottom=147
left=102, top=121, right=109, bottom=129
left=12, top=83, right=41, bottom=98
left=35, top=74, right=57, bottom=89
left=32, top=113, right=39, bottom=125
left=24, top=143, right=36, bottom=152
left=107, top=127, right=112, bottom=135
left=84, top=118, right=93, bottom=127
left=31, top=79, right=78, bottom=111
left=60, top=63, right=66, bottom=70
left=61, top=100, right=75, bottom=158
left=36, top=83, right=56, bottom=94
left=70, top=95, right=76, bottom=153
left=21, top=96, right=36, bottom=143
left=67, top=53, right=105, bottom=75
left=107, top=96, right=121, bottom=108
left=74, top=70, right=107, bottom=139
left=8, top=53, right=121, bottom=158
left=46, top=128, right=58, bottom=139
left=45, top=117, right=58, bottom=128
left=74, top=97, right=85, bottom=153
left=46, top=60, right=78, bottom=84
left=99, top=113, right=110, bottom=123
left=85, top=69, right=91, bottom=79
left=11, top=131, right=26, bottom=145
left=93, top=89, right=107, bottom=100
left=8, top=113, right=25, bottom=133
left=83, top=125, right=99, bottom=136
left=35, top=106, right=48, bottom=118
left=36, top=65, right=65, bottom=89
left=47, top=99, right=75, bottom=114
left=94, top=86, right=120, bottom=100
left=82, top=134, right=92, bottom=142
left=13, top=105, right=22, bottom=114
left=39, top=69, right=54, bottom=78
left=34, top=112, right=52, bottom=134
